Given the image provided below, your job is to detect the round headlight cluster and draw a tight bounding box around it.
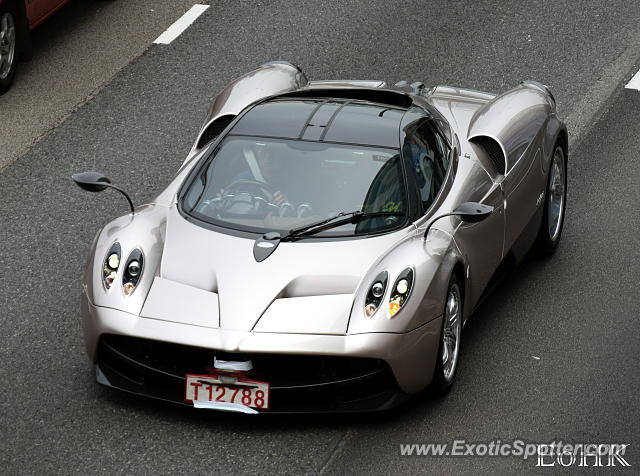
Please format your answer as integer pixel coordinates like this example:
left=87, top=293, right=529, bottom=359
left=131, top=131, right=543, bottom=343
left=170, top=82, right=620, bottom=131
left=371, top=282, right=385, bottom=298
left=389, top=268, right=414, bottom=317
left=364, top=271, right=388, bottom=318
left=107, top=253, right=120, bottom=269
left=127, top=260, right=141, bottom=277
left=363, top=268, right=416, bottom=319
left=103, top=243, right=121, bottom=289
left=101, top=243, right=145, bottom=296
left=122, top=249, right=144, bottom=296
left=396, top=279, right=409, bottom=295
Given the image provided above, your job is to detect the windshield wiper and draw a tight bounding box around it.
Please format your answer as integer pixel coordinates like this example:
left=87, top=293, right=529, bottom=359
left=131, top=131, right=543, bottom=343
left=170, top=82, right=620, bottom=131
left=253, top=209, right=405, bottom=262
left=281, top=210, right=404, bottom=240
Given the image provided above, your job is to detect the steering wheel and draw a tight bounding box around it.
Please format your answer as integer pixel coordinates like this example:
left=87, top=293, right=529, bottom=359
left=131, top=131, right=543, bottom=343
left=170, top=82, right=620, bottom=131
left=209, top=178, right=278, bottom=215
left=223, top=179, right=276, bottom=202
left=209, top=179, right=314, bottom=218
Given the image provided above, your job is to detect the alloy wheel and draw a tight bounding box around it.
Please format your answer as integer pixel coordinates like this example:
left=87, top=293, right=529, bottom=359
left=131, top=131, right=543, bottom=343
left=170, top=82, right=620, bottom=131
left=442, top=283, right=462, bottom=382
left=0, top=12, right=16, bottom=80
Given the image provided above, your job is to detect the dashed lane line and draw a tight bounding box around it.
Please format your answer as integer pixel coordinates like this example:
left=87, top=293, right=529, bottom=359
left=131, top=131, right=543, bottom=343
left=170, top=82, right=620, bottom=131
left=153, top=4, right=209, bottom=45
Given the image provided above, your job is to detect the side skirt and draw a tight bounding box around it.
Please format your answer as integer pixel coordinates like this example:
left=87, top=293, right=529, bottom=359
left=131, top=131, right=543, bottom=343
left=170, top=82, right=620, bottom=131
left=510, top=203, right=545, bottom=264
left=472, top=251, right=517, bottom=313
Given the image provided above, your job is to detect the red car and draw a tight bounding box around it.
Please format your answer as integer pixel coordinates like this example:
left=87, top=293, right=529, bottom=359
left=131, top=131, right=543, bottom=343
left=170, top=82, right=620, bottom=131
left=0, top=0, right=70, bottom=94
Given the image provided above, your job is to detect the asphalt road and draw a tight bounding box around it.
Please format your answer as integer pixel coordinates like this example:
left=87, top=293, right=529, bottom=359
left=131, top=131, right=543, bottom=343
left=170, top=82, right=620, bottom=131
left=1, top=1, right=639, bottom=474
left=0, top=0, right=196, bottom=169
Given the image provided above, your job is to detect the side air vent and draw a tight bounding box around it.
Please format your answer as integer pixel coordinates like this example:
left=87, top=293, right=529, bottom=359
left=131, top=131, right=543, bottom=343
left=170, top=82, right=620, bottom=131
left=196, top=114, right=235, bottom=149
left=470, top=136, right=506, bottom=175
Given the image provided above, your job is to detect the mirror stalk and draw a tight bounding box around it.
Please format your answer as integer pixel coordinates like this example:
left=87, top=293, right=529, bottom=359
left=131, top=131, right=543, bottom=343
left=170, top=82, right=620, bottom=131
left=102, top=183, right=135, bottom=214
left=423, top=202, right=494, bottom=239
left=424, top=212, right=460, bottom=239
left=71, top=171, right=135, bottom=214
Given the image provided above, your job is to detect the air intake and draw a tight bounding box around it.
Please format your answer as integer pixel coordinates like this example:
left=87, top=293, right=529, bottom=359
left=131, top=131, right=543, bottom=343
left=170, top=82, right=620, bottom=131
left=196, top=114, right=235, bottom=149
left=470, top=136, right=506, bottom=175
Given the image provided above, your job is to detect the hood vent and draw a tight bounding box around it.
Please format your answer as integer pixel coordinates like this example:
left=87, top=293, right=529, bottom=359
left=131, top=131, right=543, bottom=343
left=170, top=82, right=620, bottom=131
left=470, top=136, right=506, bottom=175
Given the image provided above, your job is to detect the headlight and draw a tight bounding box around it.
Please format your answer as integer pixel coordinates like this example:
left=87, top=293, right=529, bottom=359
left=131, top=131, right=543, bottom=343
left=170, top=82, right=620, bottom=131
left=127, top=260, right=141, bottom=277
left=122, top=249, right=144, bottom=296
left=389, top=268, right=414, bottom=317
left=103, top=243, right=121, bottom=289
left=364, top=271, right=388, bottom=318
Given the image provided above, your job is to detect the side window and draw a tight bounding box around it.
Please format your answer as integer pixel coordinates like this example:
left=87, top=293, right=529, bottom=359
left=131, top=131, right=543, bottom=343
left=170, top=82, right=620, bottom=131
left=435, top=119, right=452, bottom=144
left=403, top=121, right=450, bottom=213
left=433, top=128, right=451, bottom=171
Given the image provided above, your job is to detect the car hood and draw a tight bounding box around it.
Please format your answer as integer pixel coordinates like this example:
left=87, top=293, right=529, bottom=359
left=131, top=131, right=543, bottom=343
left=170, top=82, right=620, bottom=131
left=143, top=206, right=410, bottom=333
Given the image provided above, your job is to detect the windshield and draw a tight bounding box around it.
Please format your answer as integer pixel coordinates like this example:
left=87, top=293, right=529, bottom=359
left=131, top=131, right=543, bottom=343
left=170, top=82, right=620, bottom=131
left=181, top=136, right=408, bottom=237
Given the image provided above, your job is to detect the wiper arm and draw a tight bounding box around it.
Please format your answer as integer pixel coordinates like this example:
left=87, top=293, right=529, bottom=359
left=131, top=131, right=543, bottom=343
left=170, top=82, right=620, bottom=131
left=253, top=209, right=405, bottom=262
left=285, top=209, right=360, bottom=237
left=281, top=210, right=404, bottom=240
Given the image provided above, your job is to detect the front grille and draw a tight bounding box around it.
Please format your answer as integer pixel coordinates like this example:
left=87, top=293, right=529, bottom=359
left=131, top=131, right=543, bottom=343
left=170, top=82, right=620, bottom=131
left=97, top=334, right=405, bottom=412
left=471, top=136, right=506, bottom=174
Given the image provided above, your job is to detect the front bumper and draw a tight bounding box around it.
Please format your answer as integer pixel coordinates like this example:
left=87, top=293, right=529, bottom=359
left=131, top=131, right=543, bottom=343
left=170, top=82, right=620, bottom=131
left=97, top=334, right=407, bottom=412
left=82, top=293, right=442, bottom=412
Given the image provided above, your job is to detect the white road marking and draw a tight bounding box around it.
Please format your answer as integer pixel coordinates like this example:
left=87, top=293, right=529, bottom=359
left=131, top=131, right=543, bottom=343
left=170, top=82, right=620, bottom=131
left=153, top=4, right=209, bottom=45
left=566, top=30, right=640, bottom=147
left=625, top=69, right=640, bottom=90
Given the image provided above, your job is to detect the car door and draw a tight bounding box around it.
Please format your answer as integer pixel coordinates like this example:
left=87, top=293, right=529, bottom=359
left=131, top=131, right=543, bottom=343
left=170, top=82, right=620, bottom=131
left=500, top=143, right=545, bottom=255
left=25, top=0, right=66, bottom=28
left=408, top=120, right=504, bottom=307
left=452, top=179, right=505, bottom=306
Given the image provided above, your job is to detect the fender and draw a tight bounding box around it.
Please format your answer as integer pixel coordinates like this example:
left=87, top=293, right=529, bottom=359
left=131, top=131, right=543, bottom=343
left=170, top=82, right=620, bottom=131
left=188, top=61, right=308, bottom=158
left=346, top=228, right=464, bottom=335
left=541, top=112, right=568, bottom=176
left=1, top=0, right=31, bottom=60
left=467, top=81, right=556, bottom=175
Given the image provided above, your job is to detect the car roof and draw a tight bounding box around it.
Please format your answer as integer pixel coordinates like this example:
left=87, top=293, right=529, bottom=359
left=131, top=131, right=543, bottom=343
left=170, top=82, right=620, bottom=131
left=229, top=95, right=409, bottom=149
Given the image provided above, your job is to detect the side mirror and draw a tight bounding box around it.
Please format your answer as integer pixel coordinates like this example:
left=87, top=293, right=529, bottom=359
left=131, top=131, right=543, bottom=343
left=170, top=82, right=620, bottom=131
left=71, top=171, right=111, bottom=192
left=71, top=171, right=135, bottom=214
left=451, top=202, right=494, bottom=223
left=424, top=202, right=494, bottom=238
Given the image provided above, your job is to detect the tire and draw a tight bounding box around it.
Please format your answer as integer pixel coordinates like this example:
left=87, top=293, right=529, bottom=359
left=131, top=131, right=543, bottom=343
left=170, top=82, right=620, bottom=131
left=535, top=141, right=567, bottom=254
left=431, top=274, right=463, bottom=395
left=0, top=1, right=19, bottom=95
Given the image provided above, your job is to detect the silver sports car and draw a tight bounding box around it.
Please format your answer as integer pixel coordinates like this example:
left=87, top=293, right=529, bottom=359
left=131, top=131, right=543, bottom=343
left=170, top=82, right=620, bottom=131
left=73, top=61, right=567, bottom=413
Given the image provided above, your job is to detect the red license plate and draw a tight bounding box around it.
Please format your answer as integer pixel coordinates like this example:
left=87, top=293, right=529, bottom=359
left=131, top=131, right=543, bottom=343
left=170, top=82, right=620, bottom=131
left=184, top=374, right=270, bottom=410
